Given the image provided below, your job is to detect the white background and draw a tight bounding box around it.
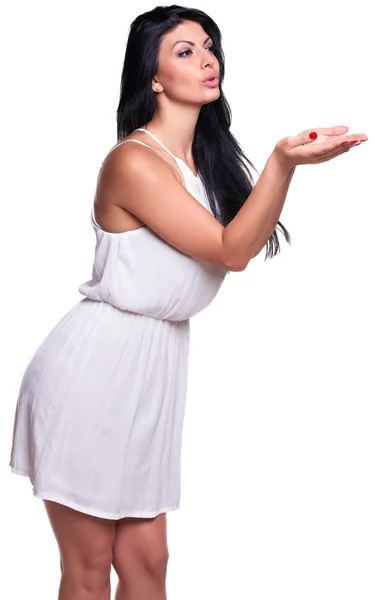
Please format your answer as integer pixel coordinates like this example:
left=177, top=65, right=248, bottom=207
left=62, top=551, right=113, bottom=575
left=1, top=0, right=374, bottom=598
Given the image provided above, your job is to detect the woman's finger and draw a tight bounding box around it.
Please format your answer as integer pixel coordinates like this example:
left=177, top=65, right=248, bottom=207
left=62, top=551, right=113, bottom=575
left=312, top=133, right=368, bottom=146
left=315, top=140, right=366, bottom=162
left=302, top=136, right=366, bottom=157
left=313, top=125, right=349, bottom=137
left=315, top=146, right=352, bottom=163
left=300, top=125, right=349, bottom=138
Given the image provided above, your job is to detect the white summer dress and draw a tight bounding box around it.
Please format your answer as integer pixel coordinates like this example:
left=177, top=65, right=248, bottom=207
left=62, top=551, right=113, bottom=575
left=9, top=128, right=227, bottom=520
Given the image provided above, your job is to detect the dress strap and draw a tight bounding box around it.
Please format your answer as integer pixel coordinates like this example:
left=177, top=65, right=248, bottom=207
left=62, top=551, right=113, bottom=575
left=100, top=131, right=197, bottom=179
left=101, top=138, right=155, bottom=165
left=135, top=128, right=177, bottom=160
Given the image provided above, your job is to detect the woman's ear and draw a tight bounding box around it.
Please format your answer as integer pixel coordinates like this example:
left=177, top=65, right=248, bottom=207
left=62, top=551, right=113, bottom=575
left=152, top=77, right=163, bottom=93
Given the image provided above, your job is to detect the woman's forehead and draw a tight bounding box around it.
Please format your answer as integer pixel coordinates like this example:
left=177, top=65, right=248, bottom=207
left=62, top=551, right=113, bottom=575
left=161, top=21, right=209, bottom=48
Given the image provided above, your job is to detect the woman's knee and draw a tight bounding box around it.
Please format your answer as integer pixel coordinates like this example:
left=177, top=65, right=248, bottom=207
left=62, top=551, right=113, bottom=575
left=112, top=515, right=169, bottom=583
left=114, top=541, right=169, bottom=579
left=61, top=549, right=113, bottom=593
left=143, top=543, right=169, bottom=578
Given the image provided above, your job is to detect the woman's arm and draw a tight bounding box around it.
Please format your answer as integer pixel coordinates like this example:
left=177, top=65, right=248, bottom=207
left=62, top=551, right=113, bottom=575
left=222, top=154, right=295, bottom=267
left=104, top=126, right=366, bottom=271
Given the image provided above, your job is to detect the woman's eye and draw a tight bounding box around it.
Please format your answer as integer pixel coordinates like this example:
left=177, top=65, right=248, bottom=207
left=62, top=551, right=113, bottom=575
left=178, top=49, right=192, bottom=57
left=178, top=45, right=214, bottom=58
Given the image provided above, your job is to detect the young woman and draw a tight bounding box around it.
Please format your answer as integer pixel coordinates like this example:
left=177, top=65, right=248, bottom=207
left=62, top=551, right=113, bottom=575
left=9, top=4, right=367, bottom=600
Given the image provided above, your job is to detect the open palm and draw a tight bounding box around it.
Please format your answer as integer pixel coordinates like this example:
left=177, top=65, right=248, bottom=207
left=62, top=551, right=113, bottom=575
left=275, top=125, right=368, bottom=167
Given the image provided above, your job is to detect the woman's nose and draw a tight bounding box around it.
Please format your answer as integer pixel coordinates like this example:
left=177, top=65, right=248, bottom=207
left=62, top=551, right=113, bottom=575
left=202, top=54, right=214, bottom=68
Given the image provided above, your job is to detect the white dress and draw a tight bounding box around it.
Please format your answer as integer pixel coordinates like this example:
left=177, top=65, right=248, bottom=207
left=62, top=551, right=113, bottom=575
left=9, top=128, right=227, bottom=520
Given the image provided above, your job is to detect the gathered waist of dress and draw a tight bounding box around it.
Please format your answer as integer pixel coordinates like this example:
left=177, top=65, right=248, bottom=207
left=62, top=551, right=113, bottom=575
left=80, top=297, right=191, bottom=326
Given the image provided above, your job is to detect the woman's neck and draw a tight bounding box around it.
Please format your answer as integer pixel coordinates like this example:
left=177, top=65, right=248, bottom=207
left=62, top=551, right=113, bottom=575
left=144, top=105, right=200, bottom=163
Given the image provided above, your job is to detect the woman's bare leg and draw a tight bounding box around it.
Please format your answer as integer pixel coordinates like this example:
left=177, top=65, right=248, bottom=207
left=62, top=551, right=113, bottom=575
left=43, top=500, right=116, bottom=600
left=112, top=513, right=169, bottom=600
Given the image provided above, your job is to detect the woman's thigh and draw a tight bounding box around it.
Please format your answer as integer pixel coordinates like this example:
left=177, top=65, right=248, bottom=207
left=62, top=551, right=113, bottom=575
left=43, top=500, right=116, bottom=586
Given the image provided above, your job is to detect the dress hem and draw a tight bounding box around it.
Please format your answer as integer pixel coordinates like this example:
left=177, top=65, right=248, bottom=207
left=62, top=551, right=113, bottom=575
left=10, top=466, right=180, bottom=520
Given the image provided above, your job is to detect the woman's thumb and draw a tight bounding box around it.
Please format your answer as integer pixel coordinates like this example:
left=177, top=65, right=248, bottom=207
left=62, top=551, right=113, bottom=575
left=287, top=129, right=319, bottom=149
left=306, top=131, right=318, bottom=143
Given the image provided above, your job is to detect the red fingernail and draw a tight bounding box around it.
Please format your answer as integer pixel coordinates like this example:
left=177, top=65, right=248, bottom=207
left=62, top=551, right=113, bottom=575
left=309, top=132, right=318, bottom=140
left=350, top=140, right=358, bottom=144
left=341, top=141, right=350, bottom=145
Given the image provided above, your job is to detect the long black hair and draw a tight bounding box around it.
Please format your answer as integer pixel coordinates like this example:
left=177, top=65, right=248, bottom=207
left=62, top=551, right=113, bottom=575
left=116, top=4, right=291, bottom=261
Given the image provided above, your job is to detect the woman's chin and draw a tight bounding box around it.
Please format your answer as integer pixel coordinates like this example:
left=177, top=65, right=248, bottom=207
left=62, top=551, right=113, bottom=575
left=201, top=88, right=221, bottom=104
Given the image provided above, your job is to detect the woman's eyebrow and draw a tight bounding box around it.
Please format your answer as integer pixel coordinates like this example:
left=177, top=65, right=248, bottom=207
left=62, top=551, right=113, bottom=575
left=172, top=35, right=211, bottom=49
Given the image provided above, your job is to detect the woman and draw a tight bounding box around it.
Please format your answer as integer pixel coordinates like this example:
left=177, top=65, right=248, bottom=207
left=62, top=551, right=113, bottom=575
left=9, top=4, right=367, bottom=600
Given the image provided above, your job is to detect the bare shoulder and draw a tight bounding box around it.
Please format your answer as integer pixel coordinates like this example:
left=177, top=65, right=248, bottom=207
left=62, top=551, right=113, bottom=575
left=101, top=131, right=183, bottom=186
left=105, top=137, right=182, bottom=184
left=94, top=135, right=183, bottom=234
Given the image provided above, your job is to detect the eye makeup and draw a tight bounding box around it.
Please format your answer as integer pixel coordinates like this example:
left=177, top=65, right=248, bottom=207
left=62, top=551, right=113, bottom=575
left=177, top=44, right=215, bottom=57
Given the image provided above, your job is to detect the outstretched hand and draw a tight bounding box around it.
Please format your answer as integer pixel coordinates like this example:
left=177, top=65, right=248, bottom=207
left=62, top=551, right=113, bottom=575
left=273, top=126, right=368, bottom=169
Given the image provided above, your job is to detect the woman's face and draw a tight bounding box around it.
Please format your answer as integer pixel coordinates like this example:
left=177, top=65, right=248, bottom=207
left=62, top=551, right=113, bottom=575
left=153, top=20, right=221, bottom=105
